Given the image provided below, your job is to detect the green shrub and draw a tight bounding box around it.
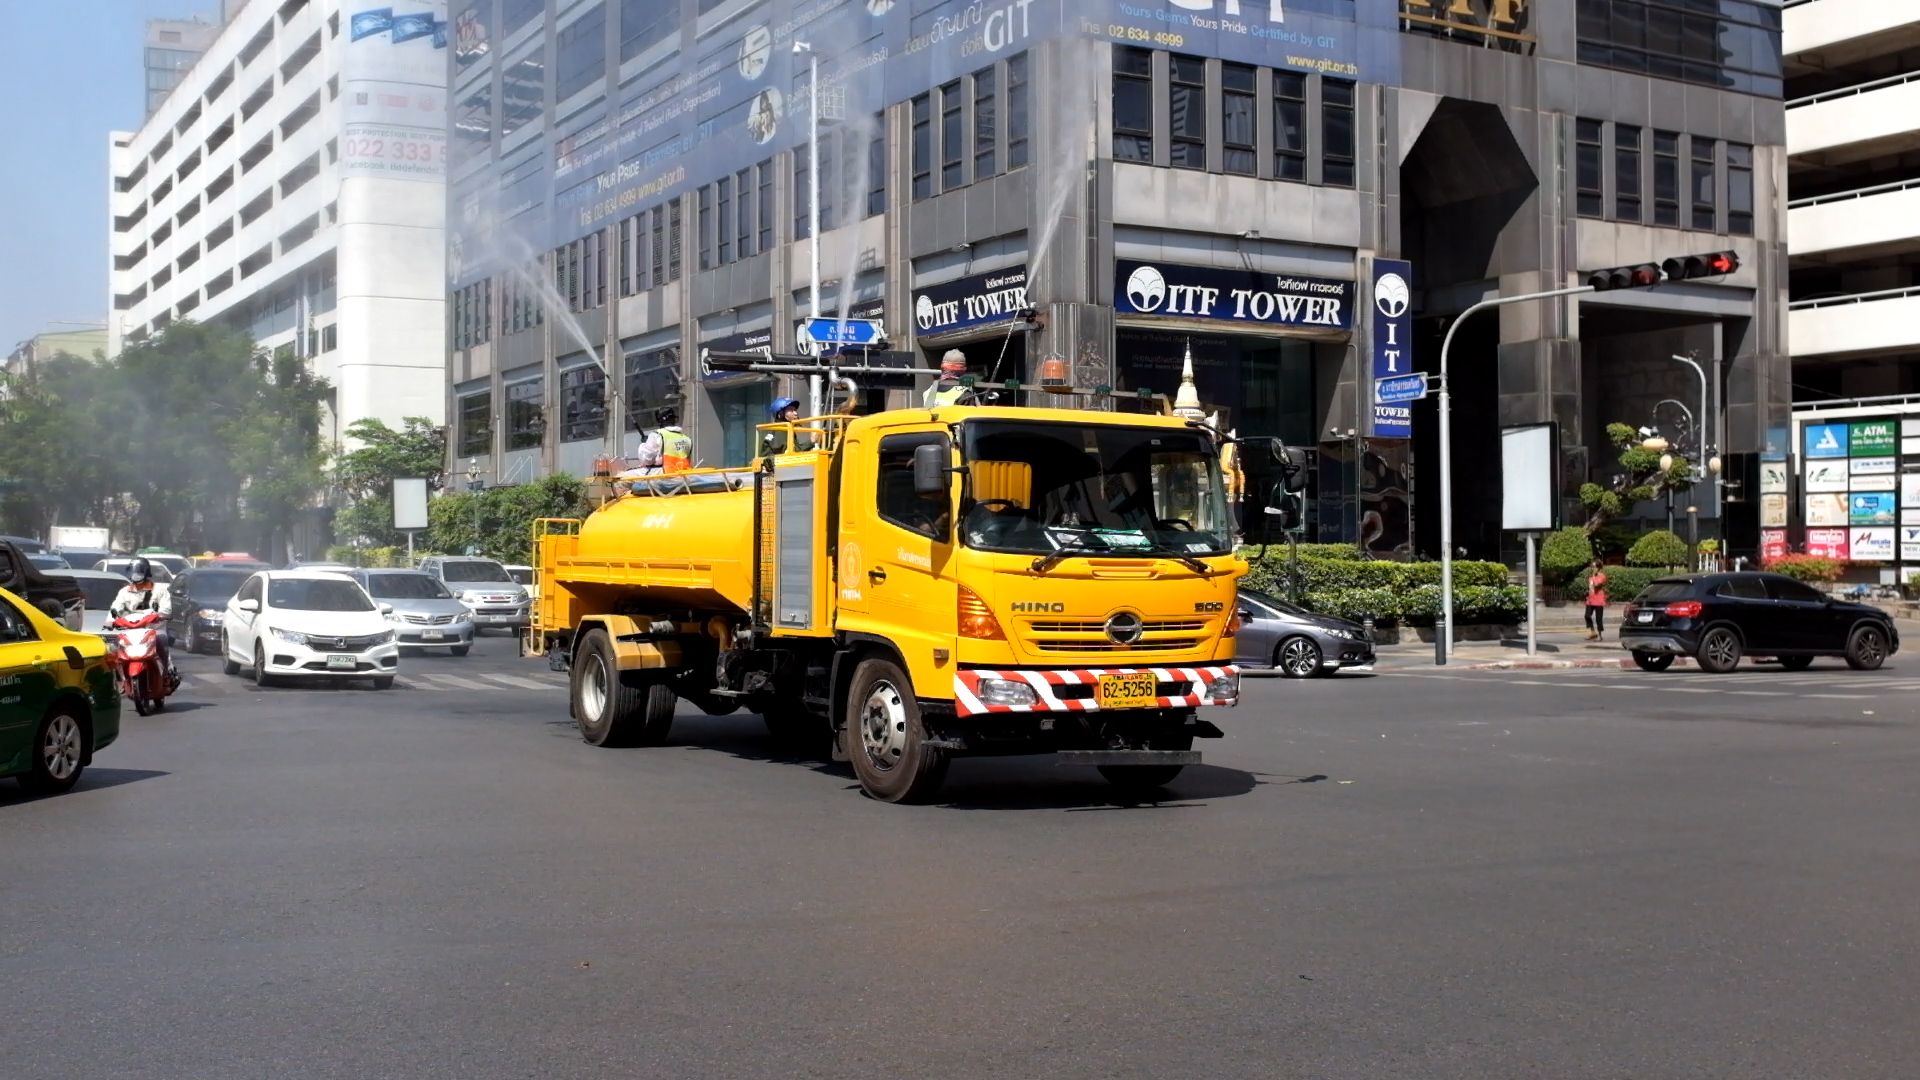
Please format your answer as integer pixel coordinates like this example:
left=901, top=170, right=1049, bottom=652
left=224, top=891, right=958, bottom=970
left=1539, top=527, right=1594, bottom=582
left=1763, top=554, right=1846, bottom=583
left=323, top=545, right=410, bottom=568
left=1239, top=549, right=1518, bottom=626
left=1627, top=529, right=1689, bottom=568
left=1571, top=566, right=1668, bottom=602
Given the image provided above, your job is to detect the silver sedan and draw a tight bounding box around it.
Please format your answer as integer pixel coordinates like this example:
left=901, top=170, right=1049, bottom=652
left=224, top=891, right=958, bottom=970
left=1233, top=589, right=1377, bottom=678
left=344, top=570, right=475, bottom=656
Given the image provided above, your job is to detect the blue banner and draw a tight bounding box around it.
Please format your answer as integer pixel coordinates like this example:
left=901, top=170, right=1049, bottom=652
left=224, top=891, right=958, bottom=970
left=1369, top=257, right=1412, bottom=437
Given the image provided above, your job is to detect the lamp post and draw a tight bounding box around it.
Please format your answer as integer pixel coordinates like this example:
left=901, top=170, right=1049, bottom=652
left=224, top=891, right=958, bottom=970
left=465, top=459, right=483, bottom=558
left=794, top=39, right=821, bottom=419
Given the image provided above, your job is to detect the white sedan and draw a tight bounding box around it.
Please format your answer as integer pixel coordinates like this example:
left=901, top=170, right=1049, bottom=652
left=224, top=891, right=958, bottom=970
left=221, top=570, right=400, bottom=688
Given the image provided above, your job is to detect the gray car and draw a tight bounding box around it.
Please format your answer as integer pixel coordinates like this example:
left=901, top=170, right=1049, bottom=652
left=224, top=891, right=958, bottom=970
left=1233, top=589, right=1377, bottom=678
left=416, top=556, right=530, bottom=634
left=344, top=570, right=475, bottom=654
left=45, top=569, right=132, bottom=637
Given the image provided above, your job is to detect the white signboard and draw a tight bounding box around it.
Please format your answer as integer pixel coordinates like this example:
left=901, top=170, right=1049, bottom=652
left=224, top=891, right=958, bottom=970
left=1903, top=473, right=1920, bottom=508
left=1760, top=493, right=1788, bottom=528
left=1759, top=461, right=1790, bottom=494
left=1903, top=526, right=1920, bottom=561
left=392, top=478, right=430, bottom=530
left=1851, top=527, right=1895, bottom=561
left=1806, top=493, right=1847, bottom=527
left=1805, top=459, right=1849, bottom=491
left=1853, top=474, right=1898, bottom=492
left=1500, top=424, right=1555, bottom=531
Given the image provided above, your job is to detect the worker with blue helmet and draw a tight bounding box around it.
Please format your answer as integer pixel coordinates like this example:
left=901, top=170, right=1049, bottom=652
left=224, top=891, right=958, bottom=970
left=762, top=396, right=811, bottom=456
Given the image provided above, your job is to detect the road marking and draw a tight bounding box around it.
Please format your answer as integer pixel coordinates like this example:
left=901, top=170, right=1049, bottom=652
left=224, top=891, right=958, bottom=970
left=479, top=673, right=553, bottom=690
left=422, top=673, right=479, bottom=690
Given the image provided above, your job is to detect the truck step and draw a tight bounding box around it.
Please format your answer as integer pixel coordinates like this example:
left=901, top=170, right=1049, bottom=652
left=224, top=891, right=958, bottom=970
left=1055, top=750, right=1202, bottom=767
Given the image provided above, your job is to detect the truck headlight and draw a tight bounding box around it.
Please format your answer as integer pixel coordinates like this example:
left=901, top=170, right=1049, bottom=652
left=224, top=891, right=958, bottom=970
left=976, top=677, right=1038, bottom=707
left=1206, top=674, right=1239, bottom=701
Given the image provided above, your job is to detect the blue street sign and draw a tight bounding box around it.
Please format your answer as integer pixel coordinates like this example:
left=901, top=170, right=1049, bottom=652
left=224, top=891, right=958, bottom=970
left=804, top=318, right=883, bottom=346
left=1375, top=372, right=1429, bottom=405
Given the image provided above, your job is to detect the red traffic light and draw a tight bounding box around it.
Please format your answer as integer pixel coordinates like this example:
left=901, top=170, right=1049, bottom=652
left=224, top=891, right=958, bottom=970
left=1661, top=251, right=1741, bottom=281
left=1586, top=263, right=1666, bottom=292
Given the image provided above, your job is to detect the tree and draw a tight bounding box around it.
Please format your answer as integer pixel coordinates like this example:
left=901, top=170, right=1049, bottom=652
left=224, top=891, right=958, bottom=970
left=1539, top=526, right=1595, bottom=584
left=229, top=349, right=331, bottom=561
left=0, top=356, right=126, bottom=538
left=332, top=417, right=447, bottom=548
left=428, top=474, right=589, bottom=563
left=1578, top=423, right=1695, bottom=534
left=1627, top=529, right=1689, bottom=569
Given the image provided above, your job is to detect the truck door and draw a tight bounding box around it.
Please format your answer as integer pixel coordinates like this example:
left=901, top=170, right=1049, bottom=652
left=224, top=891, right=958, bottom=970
left=866, top=430, right=958, bottom=681
left=834, top=435, right=870, bottom=618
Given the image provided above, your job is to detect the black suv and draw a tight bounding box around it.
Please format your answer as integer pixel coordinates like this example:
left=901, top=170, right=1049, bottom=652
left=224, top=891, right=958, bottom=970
left=1620, top=572, right=1898, bottom=674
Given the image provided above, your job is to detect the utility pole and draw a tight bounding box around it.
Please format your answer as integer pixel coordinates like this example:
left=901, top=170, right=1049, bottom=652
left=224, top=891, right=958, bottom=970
left=795, top=40, right=821, bottom=419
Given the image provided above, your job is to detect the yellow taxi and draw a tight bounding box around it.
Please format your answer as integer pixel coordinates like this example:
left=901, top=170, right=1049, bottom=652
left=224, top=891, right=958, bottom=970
left=0, top=586, right=121, bottom=796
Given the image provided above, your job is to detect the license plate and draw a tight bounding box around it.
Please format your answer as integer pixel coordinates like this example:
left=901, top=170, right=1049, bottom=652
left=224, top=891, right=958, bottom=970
left=1097, top=672, right=1158, bottom=709
left=326, top=654, right=356, bottom=671
left=421, top=630, right=444, bottom=640
left=1637, top=612, right=1654, bottom=623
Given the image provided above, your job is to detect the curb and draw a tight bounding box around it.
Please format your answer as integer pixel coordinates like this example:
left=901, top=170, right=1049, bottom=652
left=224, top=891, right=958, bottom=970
left=1453, top=655, right=1699, bottom=671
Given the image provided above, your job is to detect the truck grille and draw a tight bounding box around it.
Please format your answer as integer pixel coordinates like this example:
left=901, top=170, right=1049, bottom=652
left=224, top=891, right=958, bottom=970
left=1024, top=617, right=1207, bottom=653
left=1026, top=619, right=1207, bottom=633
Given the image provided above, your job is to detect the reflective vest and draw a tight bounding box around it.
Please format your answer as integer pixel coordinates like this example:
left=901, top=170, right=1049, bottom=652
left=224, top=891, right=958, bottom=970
left=923, top=379, right=966, bottom=408
left=659, top=427, right=693, bottom=473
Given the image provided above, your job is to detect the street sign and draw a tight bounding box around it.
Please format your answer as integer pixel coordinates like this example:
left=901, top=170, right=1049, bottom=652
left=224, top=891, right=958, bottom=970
left=803, top=318, right=883, bottom=347
left=1375, top=372, right=1429, bottom=404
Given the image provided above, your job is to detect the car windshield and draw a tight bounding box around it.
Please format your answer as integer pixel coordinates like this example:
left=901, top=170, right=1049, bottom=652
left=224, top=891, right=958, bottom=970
left=1246, top=593, right=1307, bottom=617
left=29, top=554, right=69, bottom=570
left=268, top=578, right=374, bottom=612
left=959, top=421, right=1231, bottom=557
left=146, top=555, right=189, bottom=574
left=105, top=560, right=173, bottom=582
left=190, top=570, right=250, bottom=601
left=364, top=573, right=453, bottom=599
left=442, top=561, right=512, bottom=582
left=58, top=576, right=123, bottom=610
left=1634, top=581, right=1694, bottom=602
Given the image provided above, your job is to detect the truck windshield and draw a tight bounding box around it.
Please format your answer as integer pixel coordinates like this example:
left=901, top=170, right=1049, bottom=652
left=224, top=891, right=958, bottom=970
left=959, top=421, right=1231, bottom=557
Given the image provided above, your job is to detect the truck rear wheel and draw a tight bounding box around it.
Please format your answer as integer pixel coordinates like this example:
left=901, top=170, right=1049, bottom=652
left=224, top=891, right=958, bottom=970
left=572, top=630, right=675, bottom=747
left=846, top=658, right=948, bottom=804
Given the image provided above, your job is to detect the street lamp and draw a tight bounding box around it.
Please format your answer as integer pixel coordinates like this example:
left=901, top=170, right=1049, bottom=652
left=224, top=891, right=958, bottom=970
left=465, top=458, right=483, bottom=558
left=794, top=38, right=821, bottom=419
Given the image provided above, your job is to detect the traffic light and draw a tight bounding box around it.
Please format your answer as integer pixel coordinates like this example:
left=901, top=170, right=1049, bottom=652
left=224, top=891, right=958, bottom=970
left=1662, top=251, right=1740, bottom=281
left=1587, top=263, right=1663, bottom=291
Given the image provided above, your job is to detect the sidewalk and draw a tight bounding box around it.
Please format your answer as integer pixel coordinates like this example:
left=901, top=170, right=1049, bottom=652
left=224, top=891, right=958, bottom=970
left=1370, top=625, right=1690, bottom=672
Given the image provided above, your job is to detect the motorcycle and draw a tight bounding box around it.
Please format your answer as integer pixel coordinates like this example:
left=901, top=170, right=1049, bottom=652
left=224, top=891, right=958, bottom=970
left=106, top=610, right=180, bottom=716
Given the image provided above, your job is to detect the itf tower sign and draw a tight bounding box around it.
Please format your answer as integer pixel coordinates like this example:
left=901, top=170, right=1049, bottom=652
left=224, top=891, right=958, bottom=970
left=1369, top=259, right=1414, bottom=438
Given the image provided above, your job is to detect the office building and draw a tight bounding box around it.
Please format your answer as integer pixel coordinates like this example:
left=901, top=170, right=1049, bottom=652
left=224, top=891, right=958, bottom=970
left=4, top=326, right=110, bottom=378
left=110, top=0, right=448, bottom=447
left=146, top=17, right=224, bottom=118
left=444, top=0, right=1787, bottom=559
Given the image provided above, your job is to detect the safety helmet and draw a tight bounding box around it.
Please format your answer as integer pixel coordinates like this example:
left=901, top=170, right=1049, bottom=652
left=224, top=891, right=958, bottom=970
left=768, top=397, right=800, bottom=419
left=940, top=349, right=967, bottom=374
left=127, top=557, right=152, bottom=584
left=655, top=405, right=678, bottom=426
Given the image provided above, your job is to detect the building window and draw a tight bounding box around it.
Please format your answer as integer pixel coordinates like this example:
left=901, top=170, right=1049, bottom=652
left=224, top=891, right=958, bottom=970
left=1691, top=137, right=1716, bottom=231
left=1168, top=53, right=1205, bottom=170
left=620, top=0, right=678, bottom=60
left=758, top=160, right=774, bottom=253
left=972, top=66, right=997, bottom=180
left=502, top=0, right=542, bottom=33
left=698, top=185, right=713, bottom=269
left=560, top=365, right=607, bottom=442
left=505, top=378, right=545, bottom=450
left=911, top=93, right=932, bottom=199
left=619, top=214, right=636, bottom=295
left=626, top=346, right=679, bottom=420
left=668, top=198, right=682, bottom=278
left=1575, top=0, right=1783, bottom=98
left=1727, top=143, right=1753, bottom=236
left=591, top=230, right=606, bottom=308
left=734, top=168, right=752, bottom=258
left=556, top=4, right=606, bottom=101
left=867, top=115, right=887, bottom=216
left=649, top=206, right=665, bottom=286
left=1575, top=118, right=1603, bottom=218
left=793, top=142, right=811, bottom=239
left=1652, top=130, right=1680, bottom=227
left=940, top=80, right=964, bottom=189
left=717, top=175, right=734, bottom=263
left=454, top=81, right=493, bottom=166
left=500, top=55, right=545, bottom=138
left=1221, top=63, right=1255, bottom=176
left=1321, top=77, right=1355, bottom=188
left=1614, top=124, right=1641, bottom=222
left=458, top=392, right=493, bottom=457
left=1273, top=71, right=1306, bottom=181
left=1006, top=53, right=1029, bottom=169
left=1112, top=46, right=1153, bottom=163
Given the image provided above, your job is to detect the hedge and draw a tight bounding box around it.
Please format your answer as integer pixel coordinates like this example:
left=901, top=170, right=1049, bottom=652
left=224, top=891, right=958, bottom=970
left=1627, top=529, right=1689, bottom=568
left=1762, top=555, right=1846, bottom=583
left=1240, top=549, right=1523, bottom=626
left=1570, top=566, right=1671, bottom=602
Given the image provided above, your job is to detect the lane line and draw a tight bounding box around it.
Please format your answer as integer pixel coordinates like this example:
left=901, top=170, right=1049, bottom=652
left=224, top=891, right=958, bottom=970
left=478, top=673, right=554, bottom=690
left=422, top=673, right=480, bottom=691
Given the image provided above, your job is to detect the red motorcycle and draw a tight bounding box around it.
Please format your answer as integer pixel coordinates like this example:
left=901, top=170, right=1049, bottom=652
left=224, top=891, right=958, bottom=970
left=107, top=611, right=180, bottom=715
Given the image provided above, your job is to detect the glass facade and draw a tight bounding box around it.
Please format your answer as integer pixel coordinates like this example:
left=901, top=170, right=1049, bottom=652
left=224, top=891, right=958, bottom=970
left=1575, top=0, right=1784, bottom=98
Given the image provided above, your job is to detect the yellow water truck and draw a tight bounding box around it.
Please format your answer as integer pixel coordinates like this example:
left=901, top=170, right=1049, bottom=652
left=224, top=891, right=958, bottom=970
left=532, top=403, right=1248, bottom=802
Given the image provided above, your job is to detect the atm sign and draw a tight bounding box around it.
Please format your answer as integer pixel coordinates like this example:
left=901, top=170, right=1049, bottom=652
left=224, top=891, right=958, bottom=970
left=1850, top=420, right=1897, bottom=456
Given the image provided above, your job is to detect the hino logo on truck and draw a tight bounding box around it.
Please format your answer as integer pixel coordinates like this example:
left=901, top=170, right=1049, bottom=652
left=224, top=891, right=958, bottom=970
left=1009, top=601, right=1065, bottom=613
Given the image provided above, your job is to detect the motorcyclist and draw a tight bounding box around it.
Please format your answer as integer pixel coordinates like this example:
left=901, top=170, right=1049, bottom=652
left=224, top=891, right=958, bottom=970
left=631, top=406, right=693, bottom=475
left=761, top=397, right=814, bottom=456
left=108, top=557, right=177, bottom=681
left=923, top=350, right=970, bottom=408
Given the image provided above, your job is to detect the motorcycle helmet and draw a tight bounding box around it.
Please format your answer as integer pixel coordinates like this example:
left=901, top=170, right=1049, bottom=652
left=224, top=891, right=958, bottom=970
left=768, top=397, right=800, bottom=419
left=127, top=557, right=152, bottom=584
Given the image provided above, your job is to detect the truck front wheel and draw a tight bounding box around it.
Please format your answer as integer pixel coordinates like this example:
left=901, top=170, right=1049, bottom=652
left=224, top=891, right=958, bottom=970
left=572, top=630, right=675, bottom=747
left=846, top=658, right=948, bottom=804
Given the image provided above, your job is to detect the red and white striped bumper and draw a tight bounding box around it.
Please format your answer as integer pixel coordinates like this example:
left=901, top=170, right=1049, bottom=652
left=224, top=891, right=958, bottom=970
left=953, top=666, right=1240, bottom=717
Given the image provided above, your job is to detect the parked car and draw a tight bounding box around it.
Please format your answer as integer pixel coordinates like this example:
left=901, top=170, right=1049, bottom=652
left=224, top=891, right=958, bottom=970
left=27, top=553, right=70, bottom=571
left=166, top=567, right=254, bottom=654
left=1620, top=572, right=1900, bottom=674
left=283, top=560, right=354, bottom=571
left=343, top=569, right=474, bottom=655
left=220, top=571, right=399, bottom=689
left=1233, top=589, right=1377, bottom=677
left=0, top=540, right=84, bottom=631
left=416, top=555, right=531, bottom=634
left=0, top=585, right=120, bottom=796
left=44, top=570, right=132, bottom=636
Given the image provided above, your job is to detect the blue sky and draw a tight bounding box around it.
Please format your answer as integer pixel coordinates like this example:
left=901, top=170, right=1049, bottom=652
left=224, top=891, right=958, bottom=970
left=0, top=1, right=219, bottom=350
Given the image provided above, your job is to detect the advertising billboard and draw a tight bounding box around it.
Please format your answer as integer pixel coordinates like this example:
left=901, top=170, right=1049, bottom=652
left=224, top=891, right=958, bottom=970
left=1804, top=459, right=1848, bottom=492
left=1806, top=528, right=1849, bottom=560
left=344, top=1, right=450, bottom=182
left=1850, top=492, right=1897, bottom=525
left=1369, top=258, right=1412, bottom=438
left=1851, top=527, right=1895, bottom=561
left=1805, top=493, right=1846, bottom=527
left=1804, top=423, right=1847, bottom=459
left=1850, top=419, right=1898, bottom=456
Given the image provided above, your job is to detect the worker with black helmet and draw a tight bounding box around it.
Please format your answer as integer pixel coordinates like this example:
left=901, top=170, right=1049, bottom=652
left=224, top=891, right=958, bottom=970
left=633, top=405, right=693, bottom=474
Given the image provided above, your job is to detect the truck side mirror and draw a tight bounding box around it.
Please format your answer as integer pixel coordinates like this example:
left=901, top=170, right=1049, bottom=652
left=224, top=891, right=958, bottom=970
left=912, top=442, right=949, bottom=495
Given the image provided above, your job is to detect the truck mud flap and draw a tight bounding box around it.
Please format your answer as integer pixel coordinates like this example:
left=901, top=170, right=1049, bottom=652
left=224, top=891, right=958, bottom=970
left=1055, top=750, right=1202, bottom=767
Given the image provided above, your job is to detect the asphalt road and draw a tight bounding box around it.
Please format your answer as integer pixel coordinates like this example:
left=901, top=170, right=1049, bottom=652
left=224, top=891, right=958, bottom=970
left=6, top=636, right=1919, bottom=1079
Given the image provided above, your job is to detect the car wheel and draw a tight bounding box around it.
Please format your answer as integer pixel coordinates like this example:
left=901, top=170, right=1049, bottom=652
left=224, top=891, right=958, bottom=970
left=16, top=706, right=86, bottom=796
left=1846, top=624, right=1889, bottom=671
left=1695, top=627, right=1742, bottom=674
left=222, top=632, right=241, bottom=676
left=372, top=676, right=395, bottom=690
left=1275, top=636, right=1323, bottom=679
left=253, top=643, right=278, bottom=688
left=846, top=657, right=948, bottom=804
left=1631, top=651, right=1674, bottom=672
left=450, top=644, right=470, bottom=657
left=1778, top=655, right=1814, bottom=672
